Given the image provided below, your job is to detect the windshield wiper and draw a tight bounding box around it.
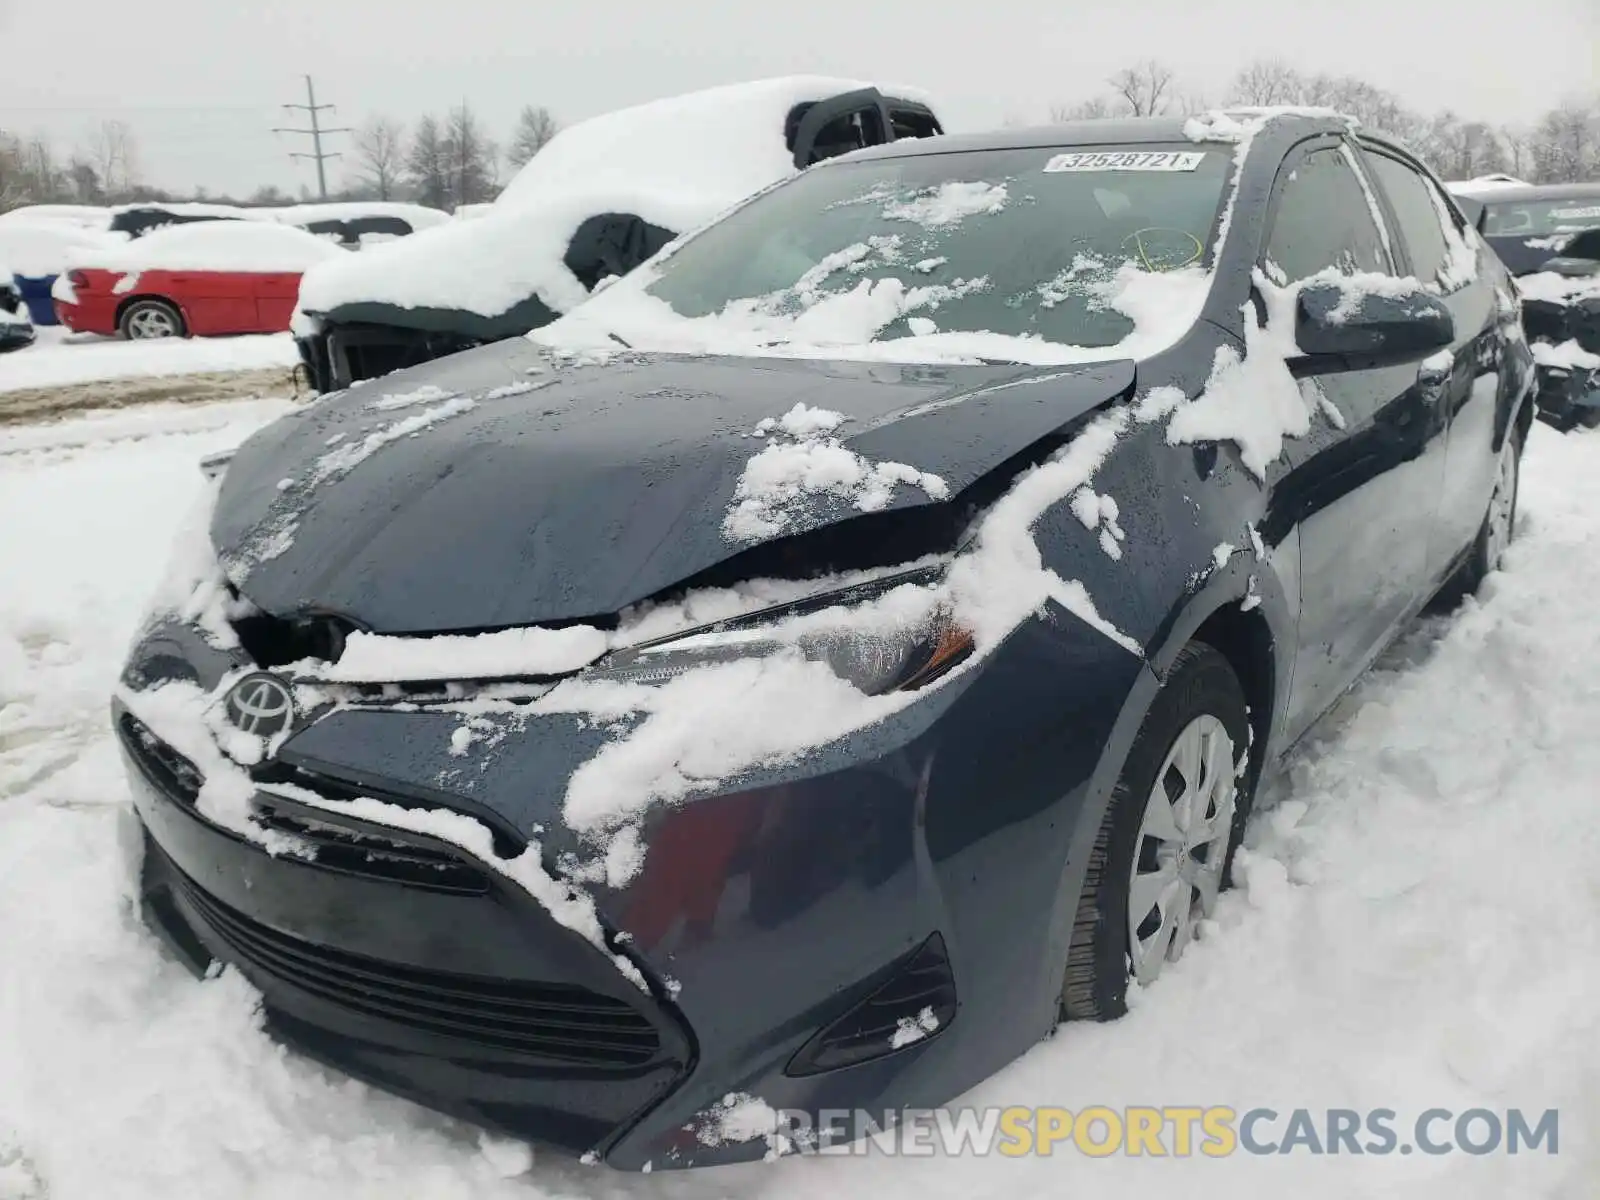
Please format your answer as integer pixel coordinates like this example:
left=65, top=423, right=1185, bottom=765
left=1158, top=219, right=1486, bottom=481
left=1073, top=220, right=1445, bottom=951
left=605, top=331, right=633, bottom=349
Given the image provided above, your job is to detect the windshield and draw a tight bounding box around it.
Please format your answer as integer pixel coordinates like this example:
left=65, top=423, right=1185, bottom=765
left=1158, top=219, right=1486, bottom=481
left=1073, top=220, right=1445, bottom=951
left=1484, top=197, right=1600, bottom=238
left=547, top=144, right=1232, bottom=365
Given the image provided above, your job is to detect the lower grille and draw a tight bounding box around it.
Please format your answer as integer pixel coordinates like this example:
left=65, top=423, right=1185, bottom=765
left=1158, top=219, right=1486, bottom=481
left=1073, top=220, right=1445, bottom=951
left=787, top=933, right=957, bottom=1075
left=173, top=871, right=662, bottom=1068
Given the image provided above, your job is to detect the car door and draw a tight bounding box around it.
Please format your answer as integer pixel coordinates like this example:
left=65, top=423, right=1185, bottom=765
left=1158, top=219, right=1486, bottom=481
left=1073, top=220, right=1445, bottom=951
left=1357, top=144, right=1505, bottom=584
left=164, top=269, right=258, bottom=334
left=1262, top=140, right=1451, bottom=743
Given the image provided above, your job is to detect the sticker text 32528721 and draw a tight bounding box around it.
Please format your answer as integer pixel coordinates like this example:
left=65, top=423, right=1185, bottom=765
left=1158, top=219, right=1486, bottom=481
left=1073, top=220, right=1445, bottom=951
left=1043, top=151, right=1207, bottom=173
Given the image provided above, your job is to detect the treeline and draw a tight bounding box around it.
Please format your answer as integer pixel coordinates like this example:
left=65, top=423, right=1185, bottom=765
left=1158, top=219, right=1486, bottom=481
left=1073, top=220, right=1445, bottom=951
left=4, top=61, right=1597, bottom=216
left=1050, top=59, right=1599, bottom=183
left=0, top=103, right=560, bottom=213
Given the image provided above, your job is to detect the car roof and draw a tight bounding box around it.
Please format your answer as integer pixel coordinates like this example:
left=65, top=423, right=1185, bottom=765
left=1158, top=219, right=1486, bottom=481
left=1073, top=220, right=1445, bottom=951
left=837, top=109, right=1360, bottom=164
left=1457, top=182, right=1600, bottom=203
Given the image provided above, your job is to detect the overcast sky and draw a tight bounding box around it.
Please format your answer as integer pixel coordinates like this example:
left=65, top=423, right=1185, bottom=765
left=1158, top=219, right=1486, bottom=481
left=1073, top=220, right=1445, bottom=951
left=1, top=0, right=1595, bottom=197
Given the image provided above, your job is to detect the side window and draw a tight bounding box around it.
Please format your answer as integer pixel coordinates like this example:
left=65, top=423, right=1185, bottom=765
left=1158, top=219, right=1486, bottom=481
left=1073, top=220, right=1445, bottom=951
left=1363, top=152, right=1455, bottom=287
left=1263, top=148, right=1390, bottom=283
left=888, top=107, right=942, bottom=141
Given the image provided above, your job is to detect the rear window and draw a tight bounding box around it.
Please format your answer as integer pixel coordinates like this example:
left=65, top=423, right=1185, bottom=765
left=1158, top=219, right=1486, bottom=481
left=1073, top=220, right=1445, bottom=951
left=1484, top=198, right=1600, bottom=238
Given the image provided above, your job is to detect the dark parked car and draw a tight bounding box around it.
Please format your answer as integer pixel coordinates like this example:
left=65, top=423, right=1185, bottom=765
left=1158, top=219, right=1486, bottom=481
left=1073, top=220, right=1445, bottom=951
left=1452, top=183, right=1600, bottom=430
left=290, top=78, right=944, bottom=394
left=114, top=111, right=1534, bottom=1171
left=0, top=269, right=36, bottom=351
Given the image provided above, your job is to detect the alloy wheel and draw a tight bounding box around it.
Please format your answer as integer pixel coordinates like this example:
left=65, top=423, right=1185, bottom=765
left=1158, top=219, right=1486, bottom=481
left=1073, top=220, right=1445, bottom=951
left=1126, top=714, right=1237, bottom=984
left=128, top=307, right=178, bottom=339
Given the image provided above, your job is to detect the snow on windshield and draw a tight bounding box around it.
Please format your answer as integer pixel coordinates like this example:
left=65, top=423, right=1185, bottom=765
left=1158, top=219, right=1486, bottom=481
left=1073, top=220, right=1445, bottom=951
left=535, top=142, right=1232, bottom=366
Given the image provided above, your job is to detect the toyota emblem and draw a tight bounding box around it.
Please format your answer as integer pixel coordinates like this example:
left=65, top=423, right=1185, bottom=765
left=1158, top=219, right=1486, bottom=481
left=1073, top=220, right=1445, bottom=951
left=223, top=672, right=295, bottom=738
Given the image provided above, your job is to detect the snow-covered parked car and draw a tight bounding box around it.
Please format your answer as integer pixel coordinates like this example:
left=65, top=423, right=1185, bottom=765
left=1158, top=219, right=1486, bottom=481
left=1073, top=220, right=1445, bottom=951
left=291, top=76, right=945, bottom=393
left=0, top=219, right=123, bottom=326
left=54, top=220, right=347, bottom=339
left=114, top=110, right=1535, bottom=1169
left=1450, top=182, right=1600, bottom=430
left=0, top=266, right=36, bottom=352
left=106, top=201, right=450, bottom=246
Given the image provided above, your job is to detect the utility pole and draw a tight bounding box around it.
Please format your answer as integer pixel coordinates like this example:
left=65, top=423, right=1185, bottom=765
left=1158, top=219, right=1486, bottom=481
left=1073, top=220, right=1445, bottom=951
left=274, top=75, right=350, bottom=200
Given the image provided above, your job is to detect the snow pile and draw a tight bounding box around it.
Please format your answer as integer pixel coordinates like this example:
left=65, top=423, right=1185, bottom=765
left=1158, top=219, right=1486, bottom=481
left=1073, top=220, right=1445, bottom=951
left=298, top=76, right=934, bottom=322
left=0, top=333, right=298, bottom=396
left=723, top=402, right=950, bottom=541
left=1531, top=339, right=1600, bottom=371
left=68, top=220, right=346, bottom=276
left=0, top=221, right=122, bottom=278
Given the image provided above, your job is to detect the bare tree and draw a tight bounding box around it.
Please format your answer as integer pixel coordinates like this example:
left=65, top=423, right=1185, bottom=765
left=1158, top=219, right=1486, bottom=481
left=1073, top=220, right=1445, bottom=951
left=508, top=105, right=559, bottom=169
left=1110, top=60, right=1177, bottom=117
left=1228, top=61, right=1302, bottom=107
left=84, top=119, right=140, bottom=197
left=353, top=116, right=406, bottom=201
left=1531, top=100, right=1600, bottom=183
left=443, top=102, right=498, bottom=207
left=406, top=115, right=451, bottom=210
left=1050, top=97, right=1113, bottom=123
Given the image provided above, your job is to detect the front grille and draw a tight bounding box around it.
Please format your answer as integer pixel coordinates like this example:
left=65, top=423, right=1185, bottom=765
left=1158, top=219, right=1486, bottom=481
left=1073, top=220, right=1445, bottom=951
left=118, top=712, right=503, bottom=893
left=252, top=797, right=492, bottom=895
left=231, top=610, right=356, bottom=669
left=173, top=871, right=662, bottom=1068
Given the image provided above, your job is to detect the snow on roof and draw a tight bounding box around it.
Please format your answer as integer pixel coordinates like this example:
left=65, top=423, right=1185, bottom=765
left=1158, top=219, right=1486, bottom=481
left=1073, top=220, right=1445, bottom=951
left=297, top=76, right=937, bottom=322
left=256, top=202, right=452, bottom=230
left=69, top=220, right=347, bottom=274
left=0, top=221, right=124, bottom=277
left=0, top=204, right=111, bottom=230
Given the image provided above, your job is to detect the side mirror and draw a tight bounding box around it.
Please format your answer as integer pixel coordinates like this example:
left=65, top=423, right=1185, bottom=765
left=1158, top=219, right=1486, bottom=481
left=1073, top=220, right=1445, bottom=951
left=1294, top=280, right=1455, bottom=365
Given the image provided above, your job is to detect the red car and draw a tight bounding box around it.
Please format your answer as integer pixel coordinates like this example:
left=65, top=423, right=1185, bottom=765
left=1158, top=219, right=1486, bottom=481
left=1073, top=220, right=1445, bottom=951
left=54, top=221, right=346, bottom=339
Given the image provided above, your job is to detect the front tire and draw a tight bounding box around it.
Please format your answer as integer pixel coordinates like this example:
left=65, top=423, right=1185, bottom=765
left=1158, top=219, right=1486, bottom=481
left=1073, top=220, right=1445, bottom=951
left=1061, top=642, right=1253, bottom=1021
left=119, top=298, right=185, bottom=340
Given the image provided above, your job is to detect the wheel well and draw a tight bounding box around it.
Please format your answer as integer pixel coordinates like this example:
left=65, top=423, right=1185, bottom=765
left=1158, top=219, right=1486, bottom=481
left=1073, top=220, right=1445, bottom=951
left=1191, top=605, right=1275, bottom=777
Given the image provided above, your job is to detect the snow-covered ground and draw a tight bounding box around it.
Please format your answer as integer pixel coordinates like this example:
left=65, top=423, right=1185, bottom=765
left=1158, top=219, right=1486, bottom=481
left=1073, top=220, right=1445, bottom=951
left=0, top=328, right=298, bottom=396
left=0, top=401, right=1594, bottom=1199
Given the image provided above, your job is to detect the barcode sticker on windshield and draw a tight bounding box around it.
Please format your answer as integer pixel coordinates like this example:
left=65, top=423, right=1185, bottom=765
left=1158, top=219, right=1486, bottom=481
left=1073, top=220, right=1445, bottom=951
left=1043, top=151, right=1206, bottom=173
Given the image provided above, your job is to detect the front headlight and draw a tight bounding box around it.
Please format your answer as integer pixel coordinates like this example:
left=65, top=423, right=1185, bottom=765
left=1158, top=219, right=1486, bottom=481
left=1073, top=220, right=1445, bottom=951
left=587, top=566, right=974, bottom=696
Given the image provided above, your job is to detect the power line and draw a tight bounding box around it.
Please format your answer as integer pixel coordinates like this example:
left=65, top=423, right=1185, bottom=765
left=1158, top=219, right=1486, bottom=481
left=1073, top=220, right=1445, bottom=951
left=272, top=75, right=350, bottom=200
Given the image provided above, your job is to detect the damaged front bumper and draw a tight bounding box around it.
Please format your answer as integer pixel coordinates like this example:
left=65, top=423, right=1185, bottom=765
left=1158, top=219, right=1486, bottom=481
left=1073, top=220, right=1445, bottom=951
left=114, top=603, right=1145, bottom=1168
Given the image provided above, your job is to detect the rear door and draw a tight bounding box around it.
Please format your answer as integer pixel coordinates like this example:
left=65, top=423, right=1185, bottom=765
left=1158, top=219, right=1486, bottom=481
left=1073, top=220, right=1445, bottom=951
left=1357, top=143, right=1505, bottom=584
left=1264, top=140, right=1450, bottom=742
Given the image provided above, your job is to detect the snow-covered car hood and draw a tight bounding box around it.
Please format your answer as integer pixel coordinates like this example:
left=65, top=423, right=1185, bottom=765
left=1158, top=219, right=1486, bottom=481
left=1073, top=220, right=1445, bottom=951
left=293, top=76, right=936, bottom=327
left=211, top=337, right=1132, bottom=633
